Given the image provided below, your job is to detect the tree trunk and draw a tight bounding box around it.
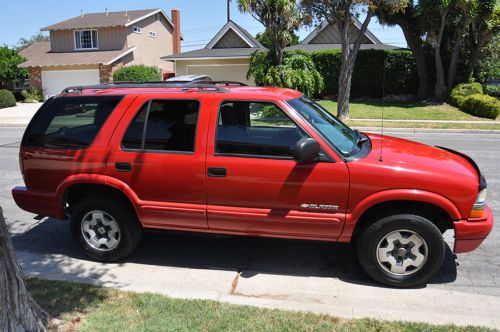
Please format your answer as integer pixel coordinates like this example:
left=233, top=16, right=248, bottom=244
left=399, top=23, right=432, bottom=100
left=447, top=37, right=463, bottom=89
left=337, top=60, right=354, bottom=121
left=433, top=10, right=448, bottom=101
left=0, top=208, right=49, bottom=331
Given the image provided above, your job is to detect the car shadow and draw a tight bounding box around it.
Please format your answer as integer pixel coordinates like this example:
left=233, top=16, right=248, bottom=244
left=12, top=217, right=458, bottom=287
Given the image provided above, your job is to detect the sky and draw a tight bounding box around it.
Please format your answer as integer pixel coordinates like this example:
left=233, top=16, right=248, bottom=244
left=0, top=0, right=407, bottom=51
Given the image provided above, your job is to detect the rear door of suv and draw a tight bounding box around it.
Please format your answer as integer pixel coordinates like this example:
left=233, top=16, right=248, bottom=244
left=205, top=95, right=350, bottom=239
left=106, top=93, right=210, bottom=230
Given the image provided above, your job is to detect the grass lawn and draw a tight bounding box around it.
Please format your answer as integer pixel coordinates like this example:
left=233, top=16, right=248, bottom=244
left=27, top=278, right=492, bottom=332
left=347, top=120, right=500, bottom=130
left=318, top=100, right=497, bottom=122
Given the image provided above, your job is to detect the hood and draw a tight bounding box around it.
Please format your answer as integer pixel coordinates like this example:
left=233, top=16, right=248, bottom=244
left=364, top=133, right=479, bottom=182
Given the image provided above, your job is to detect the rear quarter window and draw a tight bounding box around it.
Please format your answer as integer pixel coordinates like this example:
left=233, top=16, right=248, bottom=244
left=23, top=96, right=123, bottom=149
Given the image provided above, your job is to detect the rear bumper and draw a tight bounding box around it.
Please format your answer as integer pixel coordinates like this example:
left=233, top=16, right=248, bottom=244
left=11, top=186, right=65, bottom=219
left=453, top=206, right=494, bottom=253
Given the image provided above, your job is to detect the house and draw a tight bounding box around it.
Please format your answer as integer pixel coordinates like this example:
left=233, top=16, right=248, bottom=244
left=163, top=18, right=398, bottom=85
left=19, top=8, right=182, bottom=98
left=162, top=20, right=265, bottom=85
left=285, top=18, right=399, bottom=52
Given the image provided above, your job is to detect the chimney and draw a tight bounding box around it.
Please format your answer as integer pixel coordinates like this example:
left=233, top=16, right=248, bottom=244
left=171, top=8, right=181, bottom=55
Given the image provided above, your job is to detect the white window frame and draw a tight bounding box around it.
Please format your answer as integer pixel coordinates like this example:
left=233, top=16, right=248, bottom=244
left=149, top=31, right=157, bottom=38
left=133, top=26, right=142, bottom=34
left=74, top=29, right=99, bottom=50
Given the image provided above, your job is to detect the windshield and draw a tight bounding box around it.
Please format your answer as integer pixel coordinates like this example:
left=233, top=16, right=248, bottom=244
left=287, top=97, right=358, bottom=155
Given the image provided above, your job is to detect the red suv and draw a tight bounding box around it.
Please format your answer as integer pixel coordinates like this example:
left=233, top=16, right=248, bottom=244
left=12, top=82, right=493, bottom=287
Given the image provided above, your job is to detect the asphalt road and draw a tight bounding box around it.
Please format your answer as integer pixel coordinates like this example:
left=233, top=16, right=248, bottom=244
left=1, top=127, right=499, bottom=326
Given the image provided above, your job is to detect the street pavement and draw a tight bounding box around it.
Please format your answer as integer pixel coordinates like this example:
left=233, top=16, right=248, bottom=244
left=1, top=127, right=499, bottom=328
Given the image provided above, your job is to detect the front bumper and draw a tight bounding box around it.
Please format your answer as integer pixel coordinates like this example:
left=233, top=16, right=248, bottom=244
left=453, top=206, right=494, bottom=253
left=11, top=186, right=65, bottom=219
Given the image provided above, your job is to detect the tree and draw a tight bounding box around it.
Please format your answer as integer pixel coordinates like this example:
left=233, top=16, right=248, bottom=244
left=301, top=0, right=408, bottom=120
left=238, top=0, right=301, bottom=65
left=16, top=33, right=49, bottom=51
left=420, top=0, right=454, bottom=101
left=377, top=2, right=432, bottom=99
left=465, top=0, right=499, bottom=80
left=477, top=34, right=500, bottom=83
left=255, top=28, right=300, bottom=49
left=0, top=207, right=49, bottom=331
left=0, top=46, right=27, bottom=86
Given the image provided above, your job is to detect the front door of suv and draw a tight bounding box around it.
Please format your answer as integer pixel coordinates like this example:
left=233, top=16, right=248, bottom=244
left=206, top=97, right=350, bottom=239
left=107, top=95, right=209, bottom=230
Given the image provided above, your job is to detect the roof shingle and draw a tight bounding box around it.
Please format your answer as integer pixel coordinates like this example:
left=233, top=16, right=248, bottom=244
left=41, top=9, right=160, bottom=31
left=19, top=41, right=135, bottom=67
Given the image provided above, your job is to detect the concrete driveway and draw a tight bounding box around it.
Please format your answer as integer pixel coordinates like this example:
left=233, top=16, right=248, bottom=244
left=0, top=103, right=42, bottom=127
left=1, top=128, right=499, bottom=328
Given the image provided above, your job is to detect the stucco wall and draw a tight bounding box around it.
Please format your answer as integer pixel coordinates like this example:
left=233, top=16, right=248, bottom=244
left=126, top=14, right=174, bottom=71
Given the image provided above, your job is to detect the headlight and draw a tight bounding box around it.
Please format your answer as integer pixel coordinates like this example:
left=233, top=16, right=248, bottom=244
left=470, top=189, right=487, bottom=218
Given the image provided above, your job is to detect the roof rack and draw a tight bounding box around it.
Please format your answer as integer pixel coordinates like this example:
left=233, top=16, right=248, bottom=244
left=196, top=80, right=248, bottom=86
left=61, top=81, right=230, bottom=94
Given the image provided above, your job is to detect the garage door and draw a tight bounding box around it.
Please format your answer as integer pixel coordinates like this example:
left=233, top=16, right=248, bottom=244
left=42, top=69, right=100, bottom=98
left=187, top=65, right=252, bottom=85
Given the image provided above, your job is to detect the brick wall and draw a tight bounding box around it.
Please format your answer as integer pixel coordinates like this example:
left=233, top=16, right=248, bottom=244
left=27, top=66, right=42, bottom=91
left=98, top=64, right=113, bottom=83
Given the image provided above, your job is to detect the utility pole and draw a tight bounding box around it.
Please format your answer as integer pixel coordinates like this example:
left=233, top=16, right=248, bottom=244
left=227, top=0, right=231, bottom=22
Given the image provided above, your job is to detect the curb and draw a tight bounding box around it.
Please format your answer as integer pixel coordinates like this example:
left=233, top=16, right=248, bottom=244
left=353, top=127, right=500, bottom=135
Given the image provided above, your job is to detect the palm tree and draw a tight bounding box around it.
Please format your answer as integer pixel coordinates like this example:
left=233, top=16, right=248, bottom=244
left=238, top=0, right=301, bottom=65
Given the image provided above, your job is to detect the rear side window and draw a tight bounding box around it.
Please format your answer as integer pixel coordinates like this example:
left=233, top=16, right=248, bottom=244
left=122, top=99, right=200, bottom=152
left=24, top=96, right=123, bottom=148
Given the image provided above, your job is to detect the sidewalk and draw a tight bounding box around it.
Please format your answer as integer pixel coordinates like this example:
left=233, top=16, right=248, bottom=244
left=0, top=103, right=41, bottom=127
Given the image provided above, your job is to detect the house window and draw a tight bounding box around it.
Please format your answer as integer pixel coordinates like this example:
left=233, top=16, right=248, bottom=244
left=74, top=29, right=98, bottom=49
left=149, top=31, right=157, bottom=38
left=133, top=26, right=142, bottom=34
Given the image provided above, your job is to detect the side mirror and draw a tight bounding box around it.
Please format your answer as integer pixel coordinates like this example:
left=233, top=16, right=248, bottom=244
left=293, top=138, right=320, bottom=163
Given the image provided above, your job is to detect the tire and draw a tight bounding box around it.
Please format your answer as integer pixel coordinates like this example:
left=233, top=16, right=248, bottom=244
left=70, top=196, right=142, bottom=262
left=356, top=214, right=445, bottom=288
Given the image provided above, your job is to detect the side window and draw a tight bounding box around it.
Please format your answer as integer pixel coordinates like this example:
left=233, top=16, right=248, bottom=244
left=122, top=99, right=200, bottom=152
left=24, top=96, right=123, bottom=148
left=216, top=101, right=307, bottom=158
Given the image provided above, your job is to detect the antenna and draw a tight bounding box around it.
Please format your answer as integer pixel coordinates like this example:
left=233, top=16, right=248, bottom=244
left=379, top=57, right=386, bottom=162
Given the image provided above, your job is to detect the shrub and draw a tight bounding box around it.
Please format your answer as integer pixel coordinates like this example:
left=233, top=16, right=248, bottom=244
left=450, top=83, right=484, bottom=106
left=460, top=94, right=500, bottom=119
left=0, top=89, right=16, bottom=108
left=249, top=50, right=323, bottom=98
left=21, top=87, right=42, bottom=103
left=484, top=84, right=500, bottom=98
left=112, top=65, right=161, bottom=82
left=311, top=49, right=418, bottom=98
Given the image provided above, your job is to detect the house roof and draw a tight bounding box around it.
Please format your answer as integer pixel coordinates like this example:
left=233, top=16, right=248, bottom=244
left=285, top=43, right=402, bottom=52
left=41, top=8, right=177, bottom=32
left=205, top=20, right=265, bottom=49
left=302, top=17, right=382, bottom=45
left=163, top=20, right=265, bottom=61
left=162, top=47, right=263, bottom=61
left=19, top=41, right=136, bottom=67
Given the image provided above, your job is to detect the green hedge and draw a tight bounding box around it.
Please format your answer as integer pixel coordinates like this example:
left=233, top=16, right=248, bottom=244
left=450, top=83, right=484, bottom=106
left=460, top=94, right=500, bottom=119
left=484, top=84, right=500, bottom=98
left=113, top=65, right=161, bottom=82
left=311, top=49, right=418, bottom=98
left=0, top=89, right=16, bottom=108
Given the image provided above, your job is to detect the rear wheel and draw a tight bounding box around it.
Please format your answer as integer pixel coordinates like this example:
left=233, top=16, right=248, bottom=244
left=70, top=196, right=142, bottom=261
left=356, top=214, right=445, bottom=288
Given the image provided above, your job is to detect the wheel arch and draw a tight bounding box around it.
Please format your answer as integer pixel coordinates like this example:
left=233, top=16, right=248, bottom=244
left=340, top=189, right=462, bottom=242
left=58, top=175, right=141, bottom=221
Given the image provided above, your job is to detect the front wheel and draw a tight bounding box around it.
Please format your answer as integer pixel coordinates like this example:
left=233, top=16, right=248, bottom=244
left=356, top=214, right=445, bottom=288
left=70, top=196, right=142, bottom=262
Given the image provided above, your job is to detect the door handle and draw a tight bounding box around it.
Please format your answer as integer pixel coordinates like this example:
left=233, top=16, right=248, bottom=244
left=115, top=162, right=132, bottom=172
left=208, top=167, right=227, bottom=177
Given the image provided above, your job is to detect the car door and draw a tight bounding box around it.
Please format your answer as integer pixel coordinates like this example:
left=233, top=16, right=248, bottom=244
left=107, top=94, right=209, bottom=230
left=205, top=97, right=350, bottom=239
